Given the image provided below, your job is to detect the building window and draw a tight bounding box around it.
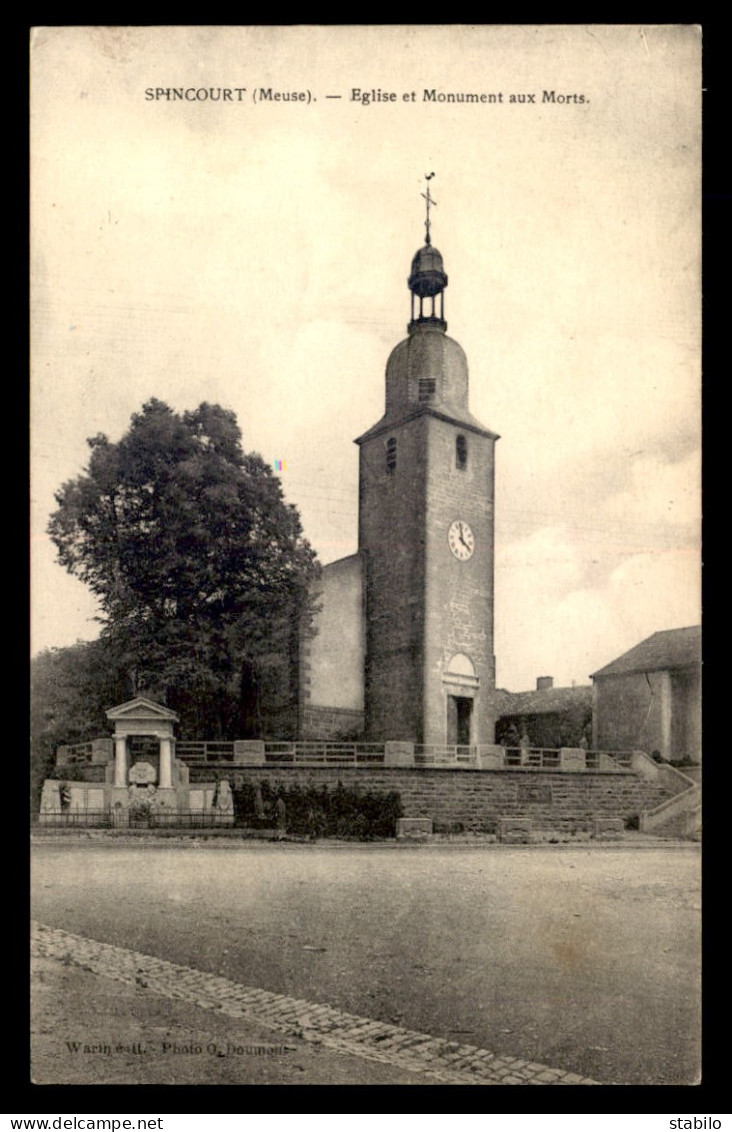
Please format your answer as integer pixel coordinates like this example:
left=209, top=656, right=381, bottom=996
left=456, top=434, right=468, bottom=470
left=386, top=436, right=397, bottom=473
left=418, top=377, right=436, bottom=403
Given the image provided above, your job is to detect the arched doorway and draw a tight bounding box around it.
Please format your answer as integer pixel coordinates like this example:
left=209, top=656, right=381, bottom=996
left=443, top=653, right=478, bottom=746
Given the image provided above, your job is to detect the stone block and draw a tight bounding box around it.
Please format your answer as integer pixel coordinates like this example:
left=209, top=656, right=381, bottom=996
left=592, top=817, right=624, bottom=840
left=111, top=802, right=129, bottom=827
left=498, top=817, right=533, bottom=843
left=91, top=739, right=114, bottom=764
left=396, top=817, right=433, bottom=838
left=233, top=740, right=266, bottom=765
left=152, top=787, right=178, bottom=813
left=385, top=742, right=415, bottom=768
left=68, top=786, right=86, bottom=813
left=55, top=746, right=71, bottom=767
left=86, top=788, right=106, bottom=811
left=38, top=780, right=61, bottom=822
left=476, top=745, right=505, bottom=769
left=559, top=748, right=586, bottom=771
left=190, top=785, right=217, bottom=811
left=517, top=783, right=552, bottom=804
left=176, top=760, right=190, bottom=785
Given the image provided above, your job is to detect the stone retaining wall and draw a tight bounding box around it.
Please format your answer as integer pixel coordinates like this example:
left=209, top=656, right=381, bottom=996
left=187, top=765, right=675, bottom=832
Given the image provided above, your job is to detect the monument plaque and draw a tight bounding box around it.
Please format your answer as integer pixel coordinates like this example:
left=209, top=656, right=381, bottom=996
left=517, top=783, right=553, bottom=805
left=128, top=761, right=157, bottom=785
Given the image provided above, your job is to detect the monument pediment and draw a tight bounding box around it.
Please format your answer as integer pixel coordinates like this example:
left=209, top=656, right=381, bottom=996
left=106, top=696, right=179, bottom=723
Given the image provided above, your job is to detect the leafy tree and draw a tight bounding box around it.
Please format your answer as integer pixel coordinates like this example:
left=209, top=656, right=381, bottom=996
left=30, top=639, right=129, bottom=806
left=48, top=400, right=319, bottom=737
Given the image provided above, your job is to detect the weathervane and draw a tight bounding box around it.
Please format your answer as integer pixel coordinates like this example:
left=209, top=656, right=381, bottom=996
left=422, top=172, right=436, bottom=245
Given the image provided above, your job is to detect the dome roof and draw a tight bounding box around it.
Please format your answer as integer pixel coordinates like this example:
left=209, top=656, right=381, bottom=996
left=408, top=244, right=448, bottom=298
left=385, top=324, right=468, bottom=413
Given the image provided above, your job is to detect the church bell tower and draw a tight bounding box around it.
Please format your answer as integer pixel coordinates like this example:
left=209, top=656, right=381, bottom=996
left=356, top=178, right=499, bottom=746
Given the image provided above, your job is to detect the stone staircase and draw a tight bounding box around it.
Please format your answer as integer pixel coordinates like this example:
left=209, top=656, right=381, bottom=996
left=637, top=758, right=701, bottom=839
left=640, top=783, right=701, bottom=838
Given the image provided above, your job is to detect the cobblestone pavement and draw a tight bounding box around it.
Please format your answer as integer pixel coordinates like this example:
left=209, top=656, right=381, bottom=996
left=32, top=921, right=598, bottom=1086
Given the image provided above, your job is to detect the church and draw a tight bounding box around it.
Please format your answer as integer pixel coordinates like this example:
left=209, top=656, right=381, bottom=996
left=299, top=188, right=499, bottom=747
left=40, top=188, right=700, bottom=841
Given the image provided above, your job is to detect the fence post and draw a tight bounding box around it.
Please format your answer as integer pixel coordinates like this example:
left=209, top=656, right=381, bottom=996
left=233, top=740, right=265, bottom=765
left=91, top=738, right=114, bottom=764
left=559, top=748, right=586, bottom=771
left=630, top=750, right=659, bottom=779
left=476, top=745, right=505, bottom=769
left=384, top=742, right=415, bottom=768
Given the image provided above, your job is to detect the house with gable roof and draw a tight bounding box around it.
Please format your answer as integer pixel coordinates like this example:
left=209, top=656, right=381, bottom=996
left=590, top=626, right=701, bottom=764
left=494, top=677, right=592, bottom=749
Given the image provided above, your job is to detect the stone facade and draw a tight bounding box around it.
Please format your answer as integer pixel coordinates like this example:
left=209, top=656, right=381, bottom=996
left=303, top=228, right=499, bottom=746
left=358, top=414, right=428, bottom=741
left=593, top=671, right=667, bottom=754
left=299, top=554, right=364, bottom=739
left=591, top=627, right=701, bottom=764
left=300, top=705, right=365, bottom=740
left=422, top=414, right=496, bottom=745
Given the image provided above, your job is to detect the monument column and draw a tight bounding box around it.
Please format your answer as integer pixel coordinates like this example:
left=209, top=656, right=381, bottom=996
left=159, top=735, right=173, bottom=789
left=113, top=735, right=128, bottom=786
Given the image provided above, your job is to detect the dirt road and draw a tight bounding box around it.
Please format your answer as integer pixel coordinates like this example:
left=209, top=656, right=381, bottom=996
left=31, top=840, right=701, bottom=1085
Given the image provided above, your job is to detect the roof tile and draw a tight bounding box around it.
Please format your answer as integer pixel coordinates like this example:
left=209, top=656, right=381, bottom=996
left=591, top=626, right=701, bottom=678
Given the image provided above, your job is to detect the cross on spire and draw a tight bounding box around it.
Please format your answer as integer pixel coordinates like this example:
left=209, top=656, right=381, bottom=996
left=421, top=172, right=436, bottom=245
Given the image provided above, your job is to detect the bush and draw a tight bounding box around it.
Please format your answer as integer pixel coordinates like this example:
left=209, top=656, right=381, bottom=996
left=433, top=821, right=465, bottom=835
left=232, top=779, right=403, bottom=839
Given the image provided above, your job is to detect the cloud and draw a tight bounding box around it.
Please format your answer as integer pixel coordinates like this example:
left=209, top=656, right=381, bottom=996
left=603, top=447, right=700, bottom=540
left=496, top=522, right=700, bottom=690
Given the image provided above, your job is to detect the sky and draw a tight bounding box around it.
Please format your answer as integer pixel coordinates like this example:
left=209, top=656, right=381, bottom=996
left=30, top=25, right=702, bottom=691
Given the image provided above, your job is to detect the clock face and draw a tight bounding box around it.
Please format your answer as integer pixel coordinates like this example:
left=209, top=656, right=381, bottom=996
left=448, top=519, right=475, bottom=561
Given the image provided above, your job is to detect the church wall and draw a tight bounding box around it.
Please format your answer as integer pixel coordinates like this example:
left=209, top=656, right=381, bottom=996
left=303, top=554, right=364, bottom=717
left=423, top=416, right=496, bottom=744
left=358, top=417, right=428, bottom=741
left=300, top=705, right=364, bottom=740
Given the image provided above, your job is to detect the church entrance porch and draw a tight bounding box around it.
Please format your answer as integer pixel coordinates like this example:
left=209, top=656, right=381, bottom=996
left=447, top=695, right=472, bottom=746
